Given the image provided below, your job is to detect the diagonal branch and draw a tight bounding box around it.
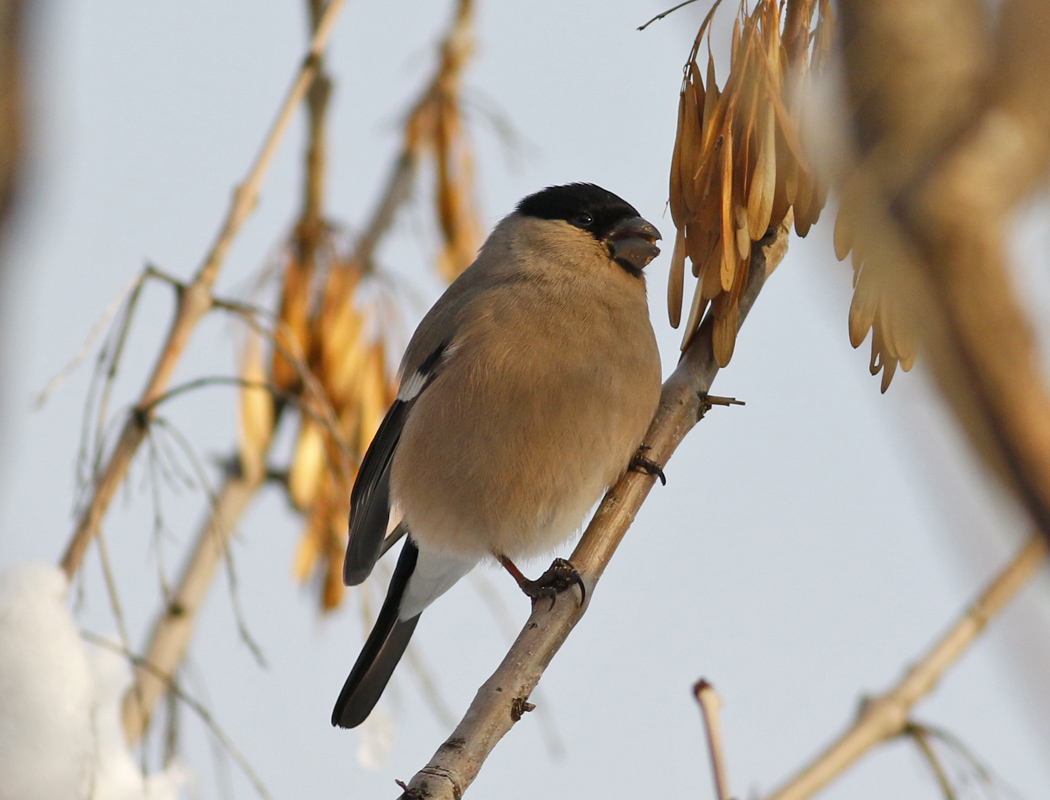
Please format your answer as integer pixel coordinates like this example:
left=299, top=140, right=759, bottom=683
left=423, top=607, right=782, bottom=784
left=58, top=0, right=349, bottom=580
left=119, top=0, right=339, bottom=744
left=396, top=217, right=792, bottom=800
left=765, top=532, right=1047, bottom=800
left=116, top=0, right=479, bottom=744
left=121, top=465, right=267, bottom=745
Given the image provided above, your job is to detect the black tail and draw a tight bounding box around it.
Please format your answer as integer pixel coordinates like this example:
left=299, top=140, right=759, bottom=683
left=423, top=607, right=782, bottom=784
left=332, top=538, right=421, bottom=728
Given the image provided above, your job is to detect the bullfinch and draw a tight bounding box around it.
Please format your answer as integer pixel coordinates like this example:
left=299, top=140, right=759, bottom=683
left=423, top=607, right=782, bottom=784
left=332, top=182, right=663, bottom=728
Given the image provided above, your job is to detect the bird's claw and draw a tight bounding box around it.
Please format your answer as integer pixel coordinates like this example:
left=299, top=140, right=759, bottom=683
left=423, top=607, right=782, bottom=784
left=630, top=446, right=666, bottom=485
left=518, top=558, right=586, bottom=609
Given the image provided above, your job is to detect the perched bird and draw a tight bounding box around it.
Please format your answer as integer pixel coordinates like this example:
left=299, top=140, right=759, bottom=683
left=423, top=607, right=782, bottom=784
left=332, top=183, right=663, bottom=729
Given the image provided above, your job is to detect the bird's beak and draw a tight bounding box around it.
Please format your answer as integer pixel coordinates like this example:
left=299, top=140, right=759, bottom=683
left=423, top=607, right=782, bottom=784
left=606, top=216, right=662, bottom=274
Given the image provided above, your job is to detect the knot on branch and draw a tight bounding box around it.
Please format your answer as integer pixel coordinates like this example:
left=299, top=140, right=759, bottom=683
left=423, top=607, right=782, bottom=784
left=402, top=765, right=463, bottom=800
left=510, top=696, right=535, bottom=722
left=857, top=694, right=909, bottom=739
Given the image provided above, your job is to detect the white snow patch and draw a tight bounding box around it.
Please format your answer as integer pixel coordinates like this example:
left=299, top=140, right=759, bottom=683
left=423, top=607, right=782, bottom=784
left=0, top=562, right=186, bottom=800
left=88, top=647, right=186, bottom=800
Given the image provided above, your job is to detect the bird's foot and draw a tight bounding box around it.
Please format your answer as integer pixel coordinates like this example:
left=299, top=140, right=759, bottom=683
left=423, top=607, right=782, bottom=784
left=697, top=393, right=745, bottom=420
left=499, top=555, right=586, bottom=609
left=630, top=445, right=666, bottom=485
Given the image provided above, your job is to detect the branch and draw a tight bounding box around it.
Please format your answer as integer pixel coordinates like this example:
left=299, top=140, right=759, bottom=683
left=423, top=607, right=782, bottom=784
left=115, top=0, right=480, bottom=744
left=120, top=0, right=339, bottom=744
left=354, top=0, right=476, bottom=271
left=695, top=680, right=733, bottom=800
left=84, top=632, right=275, bottom=800
left=396, top=218, right=792, bottom=800
left=836, top=0, right=1050, bottom=549
left=765, top=532, right=1047, bottom=800
left=58, top=0, right=349, bottom=580
left=121, top=465, right=267, bottom=744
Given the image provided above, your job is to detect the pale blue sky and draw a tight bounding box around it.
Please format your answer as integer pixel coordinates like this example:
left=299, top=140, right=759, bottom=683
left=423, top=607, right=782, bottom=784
left=2, top=2, right=1049, bottom=798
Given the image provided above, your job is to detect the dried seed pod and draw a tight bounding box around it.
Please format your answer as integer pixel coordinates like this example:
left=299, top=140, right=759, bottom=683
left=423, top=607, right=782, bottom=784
left=272, top=253, right=313, bottom=394
left=354, top=344, right=388, bottom=458
left=667, top=0, right=838, bottom=369
left=288, top=418, right=327, bottom=511
left=680, top=271, right=709, bottom=352
left=320, top=309, right=367, bottom=408
left=670, top=95, right=688, bottom=228
left=782, top=0, right=816, bottom=65
left=322, top=507, right=347, bottom=610
left=848, top=259, right=878, bottom=349
left=747, top=99, right=776, bottom=240
left=793, top=164, right=814, bottom=237
left=701, top=236, right=725, bottom=299
left=719, top=123, right=735, bottom=292
left=237, top=332, right=274, bottom=483
left=834, top=198, right=855, bottom=261
left=734, top=204, right=750, bottom=261
left=679, top=66, right=704, bottom=217
left=668, top=228, right=686, bottom=328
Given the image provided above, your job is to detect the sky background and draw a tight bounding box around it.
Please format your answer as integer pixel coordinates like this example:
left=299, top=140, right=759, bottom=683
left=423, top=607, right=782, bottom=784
left=2, top=1, right=1050, bottom=799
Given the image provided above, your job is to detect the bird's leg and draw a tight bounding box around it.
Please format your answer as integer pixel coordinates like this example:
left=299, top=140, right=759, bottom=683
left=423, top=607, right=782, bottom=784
left=497, top=554, right=586, bottom=609
left=630, top=444, right=666, bottom=485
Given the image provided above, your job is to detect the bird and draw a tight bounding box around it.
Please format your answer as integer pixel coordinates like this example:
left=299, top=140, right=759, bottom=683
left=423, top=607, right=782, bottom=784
left=331, top=182, right=664, bottom=729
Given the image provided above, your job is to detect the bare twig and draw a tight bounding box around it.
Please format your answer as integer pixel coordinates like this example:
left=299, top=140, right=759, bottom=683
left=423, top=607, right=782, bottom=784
left=122, top=466, right=267, bottom=744
left=299, top=0, right=331, bottom=276
left=919, top=724, right=1014, bottom=799
left=117, top=0, right=478, bottom=743
left=396, top=219, right=791, bottom=800
left=765, top=533, right=1047, bottom=800
left=695, top=680, right=733, bottom=800
left=34, top=270, right=146, bottom=408
left=58, top=0, right=349, bottom=580
left=638, top=0, right=703, bottom=31
left=83, top=632, right=274, bottom=800
left=120, top=0, right=373, bottom=745
left=906, top=724, right=957, bottom=800
left=357, top=0, right=475, bottom=273
left=78, top=271, right=151, bottom=495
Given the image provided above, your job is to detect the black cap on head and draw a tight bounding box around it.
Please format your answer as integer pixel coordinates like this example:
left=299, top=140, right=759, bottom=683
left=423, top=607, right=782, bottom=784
left=516, top=183, right=642, bottom=241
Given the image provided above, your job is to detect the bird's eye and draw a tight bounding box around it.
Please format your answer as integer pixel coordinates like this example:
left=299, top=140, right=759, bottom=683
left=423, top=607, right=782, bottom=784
left=572, top=211, right=593, bottom=227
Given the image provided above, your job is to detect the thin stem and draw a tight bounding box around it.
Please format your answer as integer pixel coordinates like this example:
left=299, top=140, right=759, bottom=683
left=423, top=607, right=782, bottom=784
left=765, top=532, right=1047, bottom=800
left=695, top=680, right=732, bottom=800
left=58, top=0, right=350, bottom=580
left=84, top=633, right=274, bottom=800
left=638, top=0, right=703, bottom=31
left=122, top=468, right=267, bottom=744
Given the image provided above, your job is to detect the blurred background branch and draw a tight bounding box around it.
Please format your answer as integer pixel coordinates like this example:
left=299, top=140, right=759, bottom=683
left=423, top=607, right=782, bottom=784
left=120, top=0, right=482, bottom=747
left=0, top=0, right=22, bottom=250
left=835, top=0, right=1050, bottom=546
left=767, top=532, right=1048, bottom=800
left=58, top=0, right=350, bottom=581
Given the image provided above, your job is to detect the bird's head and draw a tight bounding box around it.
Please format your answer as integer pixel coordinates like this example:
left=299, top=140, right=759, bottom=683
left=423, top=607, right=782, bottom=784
left=516, top=183, right=661, bottom=277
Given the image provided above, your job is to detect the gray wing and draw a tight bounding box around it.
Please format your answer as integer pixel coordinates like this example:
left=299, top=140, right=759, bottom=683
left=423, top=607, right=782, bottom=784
left=343, top=240, right=510, bottom=584
left=342, top=341, right=449, bottom=586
